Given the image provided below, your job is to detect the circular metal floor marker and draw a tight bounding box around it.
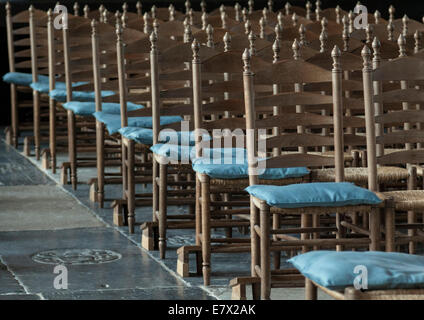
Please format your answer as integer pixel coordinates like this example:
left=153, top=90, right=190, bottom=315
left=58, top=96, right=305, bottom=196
left=32, top=249, right=122, bottom=265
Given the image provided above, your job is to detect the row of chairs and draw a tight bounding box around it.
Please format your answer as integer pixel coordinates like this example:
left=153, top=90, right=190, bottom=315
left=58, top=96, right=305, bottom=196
left=3, top=1, right=424, bottom=300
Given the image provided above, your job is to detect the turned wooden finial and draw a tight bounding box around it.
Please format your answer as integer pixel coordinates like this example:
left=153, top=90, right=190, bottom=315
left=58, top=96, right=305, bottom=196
left=259, top=17, right=266, bottom=39
left=402, top=14, right=409, bottom=37
left=152, top=18, right=159, bottom=33
left=143, top=12, right=151, bottom=34
left=122, top=2, right=128, bottom=14
left=315, top=0, right=322, bottom=21
left=292, top=12, right=298, bottom=27
left=220, top=4, right=225, bottom=15
left=47, top=8, right=53, bottom=23
left=268, top=0, right=273, bottom=12
left=234, top=3, right=241, bottom=21
left=5, top=2, right=11, bottom=15
left=275, top=23, right=283, bottom=41
left=116, top=19, right=123, bottom=42
left=115, top=10, right=121, bottom=25
left=292, top=38, right=301, bottom=60
left=184, top=23, right=193, bottom=44
left=74, top=2, right=79, bottom=16
left=242, top=7, right=248, bottom=22
left=188, top=8, right=194, bottom=25
left=248, top=0, right=254, bottom=14
left=245, top=19, right=252, bottom=35
left=201, top=0, right=207, bottom=13
left=362, top=45, right=372, bottom=71
left=374, top=10, right=381, bottom=24
left=273, top=39, right=280, bottom=63
left=248, top=31, right=256, bottom=56
left=103, top=9, right=108, bottom=24
left=414, top=30, right=422, bottom=53
left=224, top=32, right=231, bottom=52
left=221, top=11, right=227, bottom=29
left=242, top=48, right=251, bottom=73
left=387, top=20, right=394, bottom=41
left=122, top=11, right=128, bottom=28
left=366, top=24, right=373, bottom=44
left=398, top=34, right=407, bottom=57
left=150, top=30, right=158, bottom=50
left=348, top=10, right=354, bottom=34
left=206, top=24, right=214, bottom=48
left=335, top=5, right=341, bottom=24
left=342, top=16, right=350, bottom=52
left=136, top=1, right=142, bottom=16
left=389, top=5, right=395, bottom=22
left=201, top=12, right=207, bottom=30
left=261, top=7, right=267, bottom=21
left=320, top=30, right=328, bottom=53
left=169, top=5, right=175, bottom=21
left=372, top=37, right=381, bottom=67
left=29, top=4, right=34, bottom=16
left=185, top=0, right=191, bottom=14
left=299, top=24, right=306, bottom=46
left=99, top=4, right=105, bottom=22
left=192, top=38, right=200, bottom=62
left=332, top=45, right=341, bottom=71
left=277, top=12, right=284, bottom=28
left=306, top=1, right=312, bottom=20
left=151, top=5, right=157, bottom=19
left=285, top=2, right=291, bottom=16
left=91, top=19, right=97, bottom=36
left=321, top=17, right=328, bottom=32
left=83, top=5, right=89, bottom=18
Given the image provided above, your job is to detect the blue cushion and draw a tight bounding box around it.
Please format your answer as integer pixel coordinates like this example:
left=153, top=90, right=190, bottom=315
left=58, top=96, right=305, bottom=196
left=151, top=144, right=247, bottom=163
left=3, top=72, right=49, bottom=86
left=62, top=101, right=143, bottom=116
left=49, top=89, right=115, bottom=102
left=192, top=155, right=309, bottom=180
left=30, top=80, right=87, bottom=94
left=245, top=182, right=382, bottom=208
left=119, top=127, right=154, bottom=145
left=289, top=251, right=424, bottom=290
left=93, top=112, right=182, bottom=135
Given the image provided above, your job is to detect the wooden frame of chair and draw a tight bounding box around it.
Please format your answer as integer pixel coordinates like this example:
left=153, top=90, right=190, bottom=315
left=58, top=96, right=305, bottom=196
left=229, top=46, right=388, bottom=300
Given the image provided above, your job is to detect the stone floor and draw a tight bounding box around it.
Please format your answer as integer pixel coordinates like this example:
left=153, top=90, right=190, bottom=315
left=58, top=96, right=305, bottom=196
left=0, top=131, right=332, bottom=300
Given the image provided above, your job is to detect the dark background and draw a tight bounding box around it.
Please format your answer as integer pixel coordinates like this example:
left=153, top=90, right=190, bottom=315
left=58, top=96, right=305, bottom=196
left=0, top=0, right=423, bottom=126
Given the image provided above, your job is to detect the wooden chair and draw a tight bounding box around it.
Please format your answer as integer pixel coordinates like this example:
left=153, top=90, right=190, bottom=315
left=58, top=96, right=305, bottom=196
left=293, top=48, right=424, bottom=301
left=229, top=46, right=387, bottom=300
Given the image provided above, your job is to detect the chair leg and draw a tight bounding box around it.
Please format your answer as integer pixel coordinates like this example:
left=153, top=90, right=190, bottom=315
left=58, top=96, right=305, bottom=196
left=305, top=279, right=318, bottom=300
left=96, top=121, right=105, bottom=208
left=159, top=163, right=168, bottom=259
left=33, top=90, right=40, bottom=160
left=152, top=158, right=159, bottom=223
left=200, top=174, right=211, bottom=286
left=385, top=202, right=395, bottom=252
left=272, top=211, right=280, bottom=270
left=250, top=201, right=260, bottom=278
left=67, top=110, right=77, bottom=190
left=127, top=140, right=135, bottom=234
left=369, top=208, right=381, bottom=251
left=407, top=166, right=417, bottom=254
left=259, top=202, right=271, bottom=300
left=49, top=98, right=56, bottom=173
left=10, top=84, right=18, bottom=148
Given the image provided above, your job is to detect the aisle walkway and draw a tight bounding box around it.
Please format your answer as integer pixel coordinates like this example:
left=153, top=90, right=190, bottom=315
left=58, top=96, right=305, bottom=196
left=0, top=139, right=212, bottom=300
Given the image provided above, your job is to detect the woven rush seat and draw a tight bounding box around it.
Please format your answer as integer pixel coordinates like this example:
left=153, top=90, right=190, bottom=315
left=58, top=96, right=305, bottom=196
left=210, top=176, right=308, bottom=190
left=383, top=190, right=424, bottom=211
left=310, top=166, right=409, bottom=185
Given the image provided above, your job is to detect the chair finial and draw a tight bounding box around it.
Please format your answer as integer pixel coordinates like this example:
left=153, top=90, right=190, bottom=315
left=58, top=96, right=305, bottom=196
left=201, top=0, right=207, bottom=13
left=292, top=38, right=301, bottom=60
left=374, top=10, right=381, bottom=24
left=206, top=24, right=214, bottom=48
left=143, top=12, right=151, bottom=34
left=224, top=32, right=231, bottom=52
left=414, top=30, right=422, bottom=53
left=192, top=38, right=200, bottom=61
left=201, top=12, right=207, bottom=30
left=335, top=5, right=341, bottom=24
left=306, top=1, right=312, bottom=20
left=248, top=31, right=256, bottom=56
left=387, top=20, right=394, bottom=41
left=285, top=2, right=291, bottom=16
left=292, top=12, right=298, bottom=27
left=245, top=19, right=251, bottom=35
left=248, top=0, right=254, bottom=14
left=299, top=24, right=306, bottom=46
left=74, top=2, right=79, bottom=16
left=320, top=30, right=328, bottom=53
left=361, top=45, right=372, bottom=71
left=275, top=23, right=282, bottom=41
left=91, top=19, right=97, bottom=36
left=272, top=39, right=280, bottom=63
left=150, top=30, right=158, bottom=50
left=398, top=34, right=407, bottom=57
left=242, top=48, right=251, bottom=73
left=136, top=1, right=142, bottom=16
left=83, top=5, right=89, bottom=18
left=259, top=17, right=266, bottom=39
left=331, top=45, right=341, bottom=71
left=365, top=24, right=373, bottom=44
left=389, top=5, right=395, bottom=22
left=402, top=14, right=409, bottom=37
left=372, top=37, right=381, bottom=65
left=234, top=3, right=241, bottom=22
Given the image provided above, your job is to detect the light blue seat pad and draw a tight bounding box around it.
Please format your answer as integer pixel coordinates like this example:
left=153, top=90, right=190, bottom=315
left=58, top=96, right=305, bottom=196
left=151, top=144, right=247, bottom=163
left=94, top=112, right=182, bottom=135
left=30, top=80, right=87, bottom=94
left=119, top=127, right=154, bottom=145
left=289, top=250, right=424, bottom=290
left=245, top=182, right=382, bottom=208
left=62, top=101, right=142, bottom=117
left=192, top=155, right=309, bottom=180
left=49, top=89, right=115, bottom=102
left=3, top=72, right=48, bottom=86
